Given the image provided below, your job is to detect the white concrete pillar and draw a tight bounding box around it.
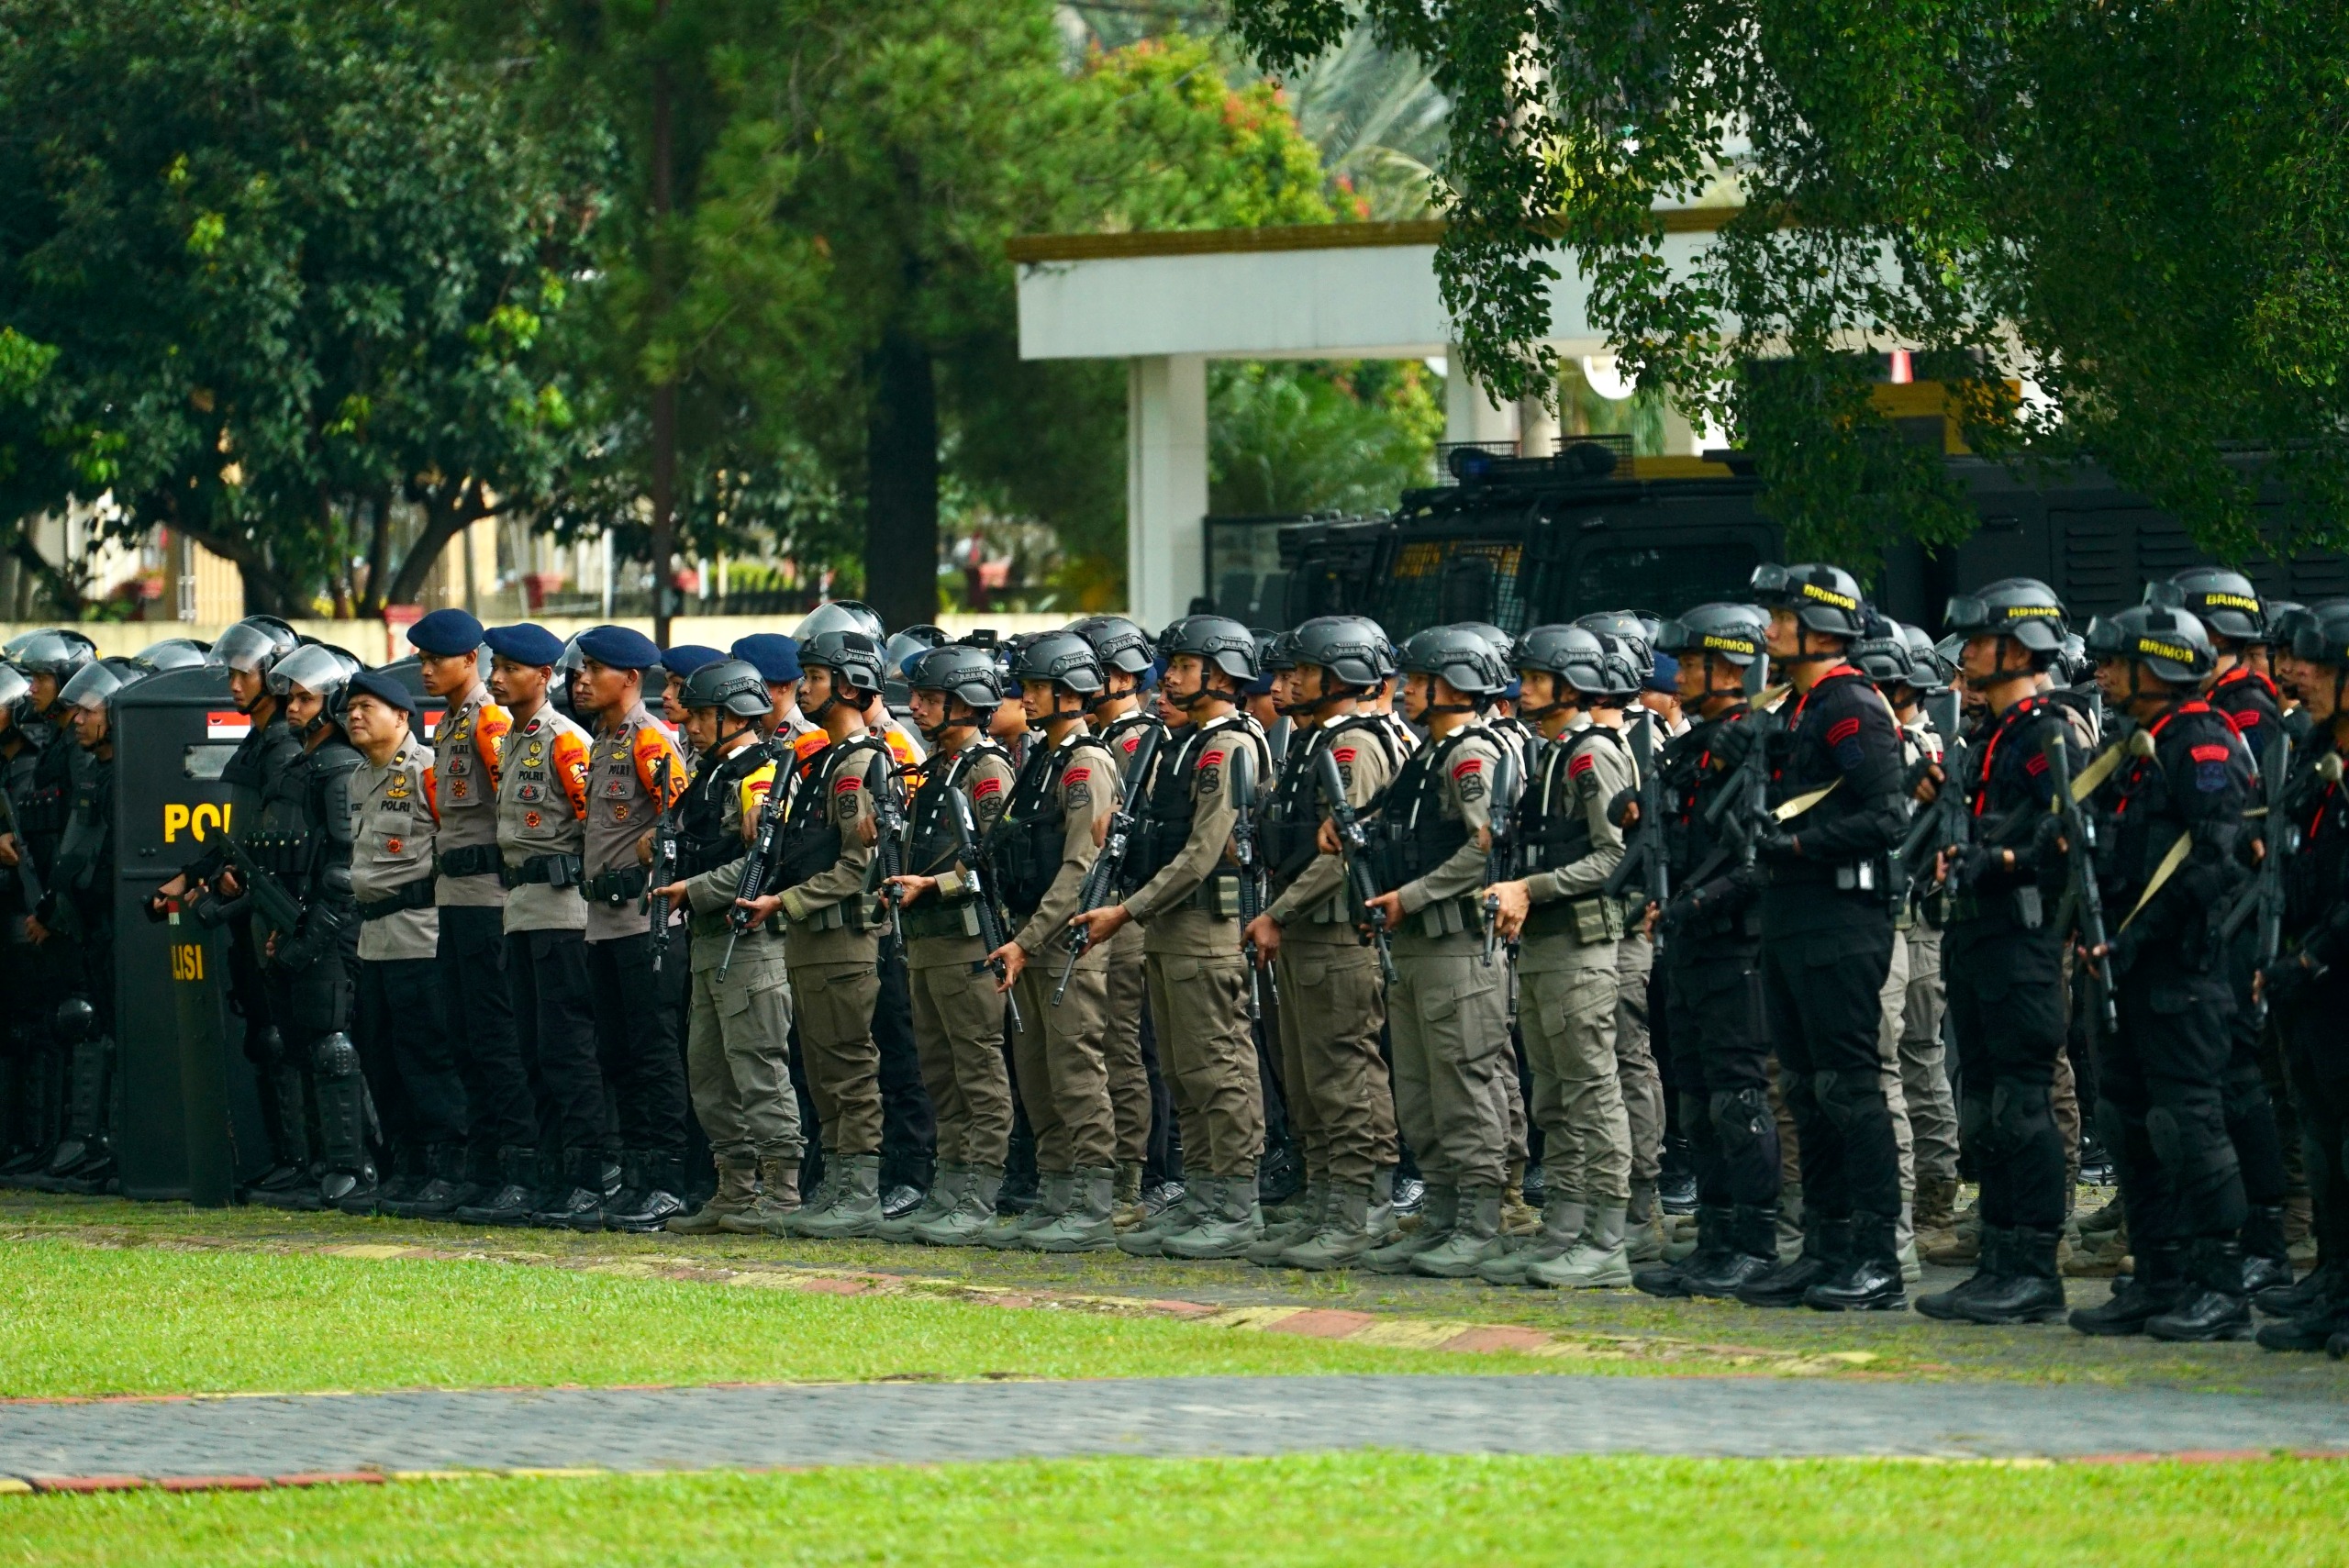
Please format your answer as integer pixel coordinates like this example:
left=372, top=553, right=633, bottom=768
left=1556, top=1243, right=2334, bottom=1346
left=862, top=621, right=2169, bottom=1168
left=1127, top=353, right=1208, bottom=630
left=1518, top=393, right=1560, bottom=458
left=1443, top=347, right=1519, bottom=448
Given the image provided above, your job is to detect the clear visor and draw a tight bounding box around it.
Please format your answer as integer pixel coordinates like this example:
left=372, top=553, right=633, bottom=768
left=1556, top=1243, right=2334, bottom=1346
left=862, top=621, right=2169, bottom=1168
left=210, top=623, right=282, bottom=673
left=271, top=643, right=353, bottom=699
left=59, top=662, right=123, bottom=712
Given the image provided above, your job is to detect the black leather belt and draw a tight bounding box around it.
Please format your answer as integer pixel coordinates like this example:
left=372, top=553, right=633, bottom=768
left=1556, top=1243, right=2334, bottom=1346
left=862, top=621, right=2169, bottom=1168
left=356, top=880, right=437, bottom=921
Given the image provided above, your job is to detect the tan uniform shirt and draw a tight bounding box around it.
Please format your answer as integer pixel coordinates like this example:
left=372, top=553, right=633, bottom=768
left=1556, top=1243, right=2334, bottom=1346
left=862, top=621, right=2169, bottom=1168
left=1264, top=716, right=1396, bottom=937
left=349, top=732, right=440, bottom=962
left=1008, top=724, right=1119, bottom=956
left=1395, top=726, right=1504, bottom=920
left=1125, top=712, right=1272, bottom=957
left=583, top=699, right=685, bottom=944
left=776, top=730, right=883, bottom=965
left=1520, top=719, right=1636, bottom=972
left=432, top=681, right=508, bottom=908
left=495, top=704, right=593, bottom=934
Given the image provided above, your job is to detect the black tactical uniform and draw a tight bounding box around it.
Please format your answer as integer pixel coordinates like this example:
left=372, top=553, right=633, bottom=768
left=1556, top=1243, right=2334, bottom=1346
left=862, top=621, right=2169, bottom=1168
left=1640, top=699, right=1776, bottom=1294
left=1, top=706, right=89, bottom=1182
left=27, top=730, right=117, bottom=1191
left=1747, top=660, right=1910, bottom=1308
left=0, top=716, right=51, bottom=1168
left=2081, top=695, right=2255, bottom=1337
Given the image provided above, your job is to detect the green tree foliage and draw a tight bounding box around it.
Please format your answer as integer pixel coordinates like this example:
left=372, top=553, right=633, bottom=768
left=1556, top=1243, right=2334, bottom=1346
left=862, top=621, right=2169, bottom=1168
left=1209, top=360, right=1442, bottom=516
left=1231, top=0, right=2349, bottom=566
left=0, top=0, right=596, bottom=614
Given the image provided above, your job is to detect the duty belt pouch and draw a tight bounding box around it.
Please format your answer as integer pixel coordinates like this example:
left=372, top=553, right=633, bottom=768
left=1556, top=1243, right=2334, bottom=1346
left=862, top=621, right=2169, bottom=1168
left=585, top=867, right=646, bottom=907
left=1192, top=869, right=1241, bottom=920
left=1419, top=897, right=1471, bottom=939
left=902, top=899, right=981, bottom=941
left=1833, top=860, right=1877, bottom=893
left=1567, top=894, right=1623, bottom=946
left=2012, top=885, right=2043, bottom=929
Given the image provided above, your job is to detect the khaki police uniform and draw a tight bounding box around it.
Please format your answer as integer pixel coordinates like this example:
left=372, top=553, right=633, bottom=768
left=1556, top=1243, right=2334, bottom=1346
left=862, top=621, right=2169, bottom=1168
left=774, top=730, right=887, bottom=1161
left=1261, top=717, right=1398, bottom=1189
left=1095, top=713, right=1163, bottom=1173
left=897, top=732, right=1019, bottom=1170
left=1123, top=713, right=1271, bottom=1181
left=430, top=682, right=533, bottom=1166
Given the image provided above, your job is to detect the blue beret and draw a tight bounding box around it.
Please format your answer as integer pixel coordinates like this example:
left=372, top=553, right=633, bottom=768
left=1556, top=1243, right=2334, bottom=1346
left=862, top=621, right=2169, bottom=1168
left=575, top=623, right=662, bottom=671
left=1645, top=651, right=1679, bottom=694
left=730, top=633, right=802, bottom=684
left=407, top=608, right=484, bottom=657
left=482, top=622, right=566, bottom=667
left=660, top=643, right=724, bottom=680
left=346, top=667, right=418, bottom=717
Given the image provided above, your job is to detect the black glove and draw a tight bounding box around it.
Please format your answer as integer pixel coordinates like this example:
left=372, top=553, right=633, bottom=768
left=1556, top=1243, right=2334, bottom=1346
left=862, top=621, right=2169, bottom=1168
left=1751, top=823, right=1800, bottom=864
left=2262, top=952, right=2318, bottom=1009
left=2100, top=924, right=2143, bottom=978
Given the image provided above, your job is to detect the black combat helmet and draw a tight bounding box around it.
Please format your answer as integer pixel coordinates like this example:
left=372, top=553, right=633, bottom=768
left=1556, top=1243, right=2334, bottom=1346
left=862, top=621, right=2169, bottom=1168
left=1752, top=562, right=1869, bottom=639
left=1850, top=612, right=1916, bottom=686
left=1652, top=603, right=1767, bottom=667
left=1068, top=615, right=1158, bottom=681
left=1943, top=577, right=2067, bottom=654
left=1575, top=609, right=1655, bottom=677
left=1512, top=624, right=1635, bottom=703
left=1008, top=630, right=1107, bottom=695
left=1898, top=623, right=1952, bottom=692
left=1287, top=616, right=1387, bottom=690
left=799, top=628, right=889, bottom=699
left=1398, top=623, right=1509, bottom=697
left=681, top=658, right=774, bottom=718
left=2150, top=568, right=2265, bottom=644
left=1160, top=614, right=1259, bottom=684
left=2083, top=604, right=2216, bottom=687
left=209, top=615, right=299, bottom=676
left=905, top=643, right=1008, bottom=718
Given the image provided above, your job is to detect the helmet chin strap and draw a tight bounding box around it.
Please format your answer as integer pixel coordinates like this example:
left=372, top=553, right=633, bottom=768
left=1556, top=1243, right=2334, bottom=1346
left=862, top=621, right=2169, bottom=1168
left=1027, top=695, right=1086, bottom=729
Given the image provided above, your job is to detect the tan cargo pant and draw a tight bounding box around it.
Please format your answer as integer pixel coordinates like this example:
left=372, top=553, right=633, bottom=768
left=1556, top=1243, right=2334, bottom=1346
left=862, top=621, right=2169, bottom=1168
left=907, top=940, right=1015, bottom=1168
left=1142, top=919, right=1264, bottom=1181
left=1387, top=932, right=1512, bottom=1191
left=1100, top=920, right=1153, bottom=1167
left=1614, top=931, right=1664, bottom=1186
left=791, top=959, right=883, bottom=1157
left=1520, top=948, right=1631, bottom=1204
left=1275, top=931, right=1397, bottom=1187
left=1875, top=929, right=1918, bottom=1195
left=1010, top=951, right=1117, bottom=1173
left=1900, top=924, right=1960, bottom=1186
left=686, top=944, right=803, bottom=1163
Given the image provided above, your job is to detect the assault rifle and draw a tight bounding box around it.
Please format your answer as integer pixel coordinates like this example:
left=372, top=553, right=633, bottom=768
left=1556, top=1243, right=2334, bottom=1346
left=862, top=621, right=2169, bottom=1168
left=867, top=750, right=910, bottom=962
left=945, top=785, right=1021, bottom=1033
left=1316, top=744, right=1395, bottom=984
left=1705, top=658, right=1787, bottom=868
left=718, top=750, right=788, bottom=984
left=1054, top=724, right=1163, bottom=1006
left=219, top=834, right=307, bottom=938
left=0, top=780, right=43, bottom=912
left=646, top=752, right=678, bottom=973
left=1479, top=747, right=1520, bottom=968
left=1230, top=740, right=1275, bottom=1020
left=2221, top=726, right=2295, bottom=1028
left=2044, top=729, right=2120, bottom=1037
left=1602, top=713, right=1669, bottom=913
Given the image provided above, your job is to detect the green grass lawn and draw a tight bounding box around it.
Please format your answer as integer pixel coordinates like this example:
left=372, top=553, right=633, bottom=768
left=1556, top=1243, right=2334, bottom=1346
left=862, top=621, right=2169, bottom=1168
left=3, top=1453, right=2343, bottom=1566
left=0, top=1239, right=1547, bottom=1397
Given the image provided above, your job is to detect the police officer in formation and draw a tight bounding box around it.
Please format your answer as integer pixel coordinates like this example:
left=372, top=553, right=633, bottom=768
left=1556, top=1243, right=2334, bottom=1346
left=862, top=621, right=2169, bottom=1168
left=12, top=570, right=2348, bottom=1359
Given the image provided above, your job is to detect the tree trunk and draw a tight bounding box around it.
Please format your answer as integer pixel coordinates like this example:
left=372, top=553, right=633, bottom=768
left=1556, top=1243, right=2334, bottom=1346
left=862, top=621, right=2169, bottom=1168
left=382, top=481, right=488, bottom=610
left=647, top=0, right=677, bottom=646
left=864, top=330, right=939, bottom=628
left=358, top=484, right=395, bottom=617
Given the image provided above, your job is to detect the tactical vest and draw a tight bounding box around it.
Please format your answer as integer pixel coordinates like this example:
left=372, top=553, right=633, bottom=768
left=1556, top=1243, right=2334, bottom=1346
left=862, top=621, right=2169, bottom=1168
left=242, top=742, right=318, bottom=882
left=19, top=726, right=78, bottom=867
left=896, top=740, right=1010, bottom=940
left=1261, top=715, right=1392, bottom=890
left=991, top=730, right=1111, bottom=917
left=1370, top=727, right=1479, bottom=894
left=774, top=732, right=889, bottom=892
left=674, top=738, right=769, bottom=879
left=1120, top=715, right=1249, bottom=895
left=1517, top=725, right=1628, bottom=941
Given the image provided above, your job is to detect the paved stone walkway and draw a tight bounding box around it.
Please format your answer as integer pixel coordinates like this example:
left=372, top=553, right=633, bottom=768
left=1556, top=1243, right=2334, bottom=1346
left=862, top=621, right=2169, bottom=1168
left=5, top=1375, right=2345, bottom=1483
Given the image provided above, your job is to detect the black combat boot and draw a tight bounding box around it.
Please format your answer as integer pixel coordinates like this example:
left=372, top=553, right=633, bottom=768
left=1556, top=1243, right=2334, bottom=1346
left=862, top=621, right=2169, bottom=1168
left=2239, top=1206, right=2295, bottom=1297
left=607, top=1156, right=689, bottom=1233
left=2147, top=1239, right=2255, bottom=1341
left=1636, top=1205, right=1729, bottom=1296
left=1917, top=1225, right=2008, bottom=1321
left=2256, top=1259, right=2340, bottom=1318
left=529, top=1150, right=608, bottom=1231
left=1683, top=1204, right=1781, bottom=1297
left=1805, top=1211, right=1906, bottom=1312
left=2070, top=1240, right=2187, bottom=1337
left=453, top=1145, right=540, bottom=1227
left=382, top=1144, right=470, bottom=1219
left=374, top=1146, right=426, bottom=1209
left=1957, top=1225, right=2068, bottom=1325
left=1735, top=1216, right=1845, bottom=1308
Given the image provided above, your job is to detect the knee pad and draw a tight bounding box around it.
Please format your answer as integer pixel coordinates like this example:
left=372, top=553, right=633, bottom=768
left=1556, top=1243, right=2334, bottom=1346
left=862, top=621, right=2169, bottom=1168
left=1810, top=1069, right=1885, bottom=1134
left=1989, top=1078, right=2054, bottom=1147
left=2221, top=1065, right=2273, bottom=1124
left=1709, top=1088, right=1772, bottom=1157
left=246, top=1025, right=287, bottom=1072
left=52, top=996, right=95, bottom=1046
left=2144, top=1104, right=2183, bottom=1172
left=313, top=1031, right=362, bottom=1083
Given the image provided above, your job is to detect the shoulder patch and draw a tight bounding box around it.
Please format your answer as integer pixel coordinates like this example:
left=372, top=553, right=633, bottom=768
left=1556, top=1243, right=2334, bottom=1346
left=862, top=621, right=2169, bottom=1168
left=2023, top=751, right=2049, bottom=776
left=972, top=775, right=1004, bottom=800
left=833, top=773, right=863, bottom=795
left=1567, top=751, right=1596, bottom=779
left=2190, top=742, right=2230, bottom=763
left=1332, top=746, right=1358, bottom=764
left=1121, top=733, right=1141, bottom=754
left=1827, top=716, right=1861, bottom=746
left=1063, top=766, right=1092, bottom=785
left=1452, top=756, right=1483, bottom=779
left=1199, top=748, right=1228, bottom=771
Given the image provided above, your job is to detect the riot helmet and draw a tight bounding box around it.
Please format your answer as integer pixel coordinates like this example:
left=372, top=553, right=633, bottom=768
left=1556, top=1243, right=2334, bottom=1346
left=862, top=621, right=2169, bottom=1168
left=1068, top=615, right=1158, bottom=682
left=680, top=659, right=774, bottom=719
left=1942, top=577, right=2067, bottom=655
left=1751, top=562, right=1869, bottom=639
left=1287, top=616, right=1387, bottom=691
left=2149, top=568, right=2265, bottom=644
left=271, top=643, right=358, bottom=740
left=208, top=616, right=299, bottom=676
left=798, top=628, right=888, bottom=719
left=1653, top=603, right=1766, bottom=667
left=2083, top=604, right=2216, bottom=689
left=1510, top=624, right=1621, bottom=713
left=1898, top=623, right=1953, bottom=692
left=13, top=628, right=97, bottom=684
left=1850, top=613, right=1916, bottom=687
left=133, top=637, right=210, bottom=673
left=1575, top=609, right=1655, bottom=678
left=1008, top=631, right=1107, bottom=697
left=61, top=656, right=149, bottom=715
left=794, top=600, right=885, bottom=642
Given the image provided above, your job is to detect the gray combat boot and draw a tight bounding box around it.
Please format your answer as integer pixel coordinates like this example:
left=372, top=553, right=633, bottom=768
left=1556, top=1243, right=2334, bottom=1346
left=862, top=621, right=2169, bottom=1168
left=1411, top=1185, right=1507, bottom=1277
left=984, top=1170, right=1071, bottom=1249
left=910, top=1165, right=1004, bottom=1247
left=877, top=1164, right=964, bottom=1241
left=789, top=1153, right=882, bottom=1239
left=669, top=1155, right=758, bottom=1235
left=1111, top=1162, right=1147, bottom=1229
left=1280, top=1182, right=1379, bottom=1271
left=1362, top=1184, right=1456, bottom=1273
left=1247, top=1179, right=1328, bottom=1265
left=1528, top=1202, right=1633, bottom=1288
left=1626, top=1182, right=1666, bottom=1263
left=1023, top=1166, right=1119, bottom=1252
left=1479, top=1195, right=1586, bottom=1285
left=1364, top=1167, right=1399, bottom=1241
left=1163, top=1174, right=1263, bottom=1260
left=721, top=1155, right=803, bottom=1236
left=1119, top=1177, right=1212, bottom=1256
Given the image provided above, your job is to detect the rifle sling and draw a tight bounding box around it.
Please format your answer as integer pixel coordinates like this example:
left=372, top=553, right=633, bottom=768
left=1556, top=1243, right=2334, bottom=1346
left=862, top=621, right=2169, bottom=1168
left=2069, top=743, right=2126, bottom=802
left=1771, top=779, right=1840, bottom=823
left=2117, top=833, right=2195, bottom=932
